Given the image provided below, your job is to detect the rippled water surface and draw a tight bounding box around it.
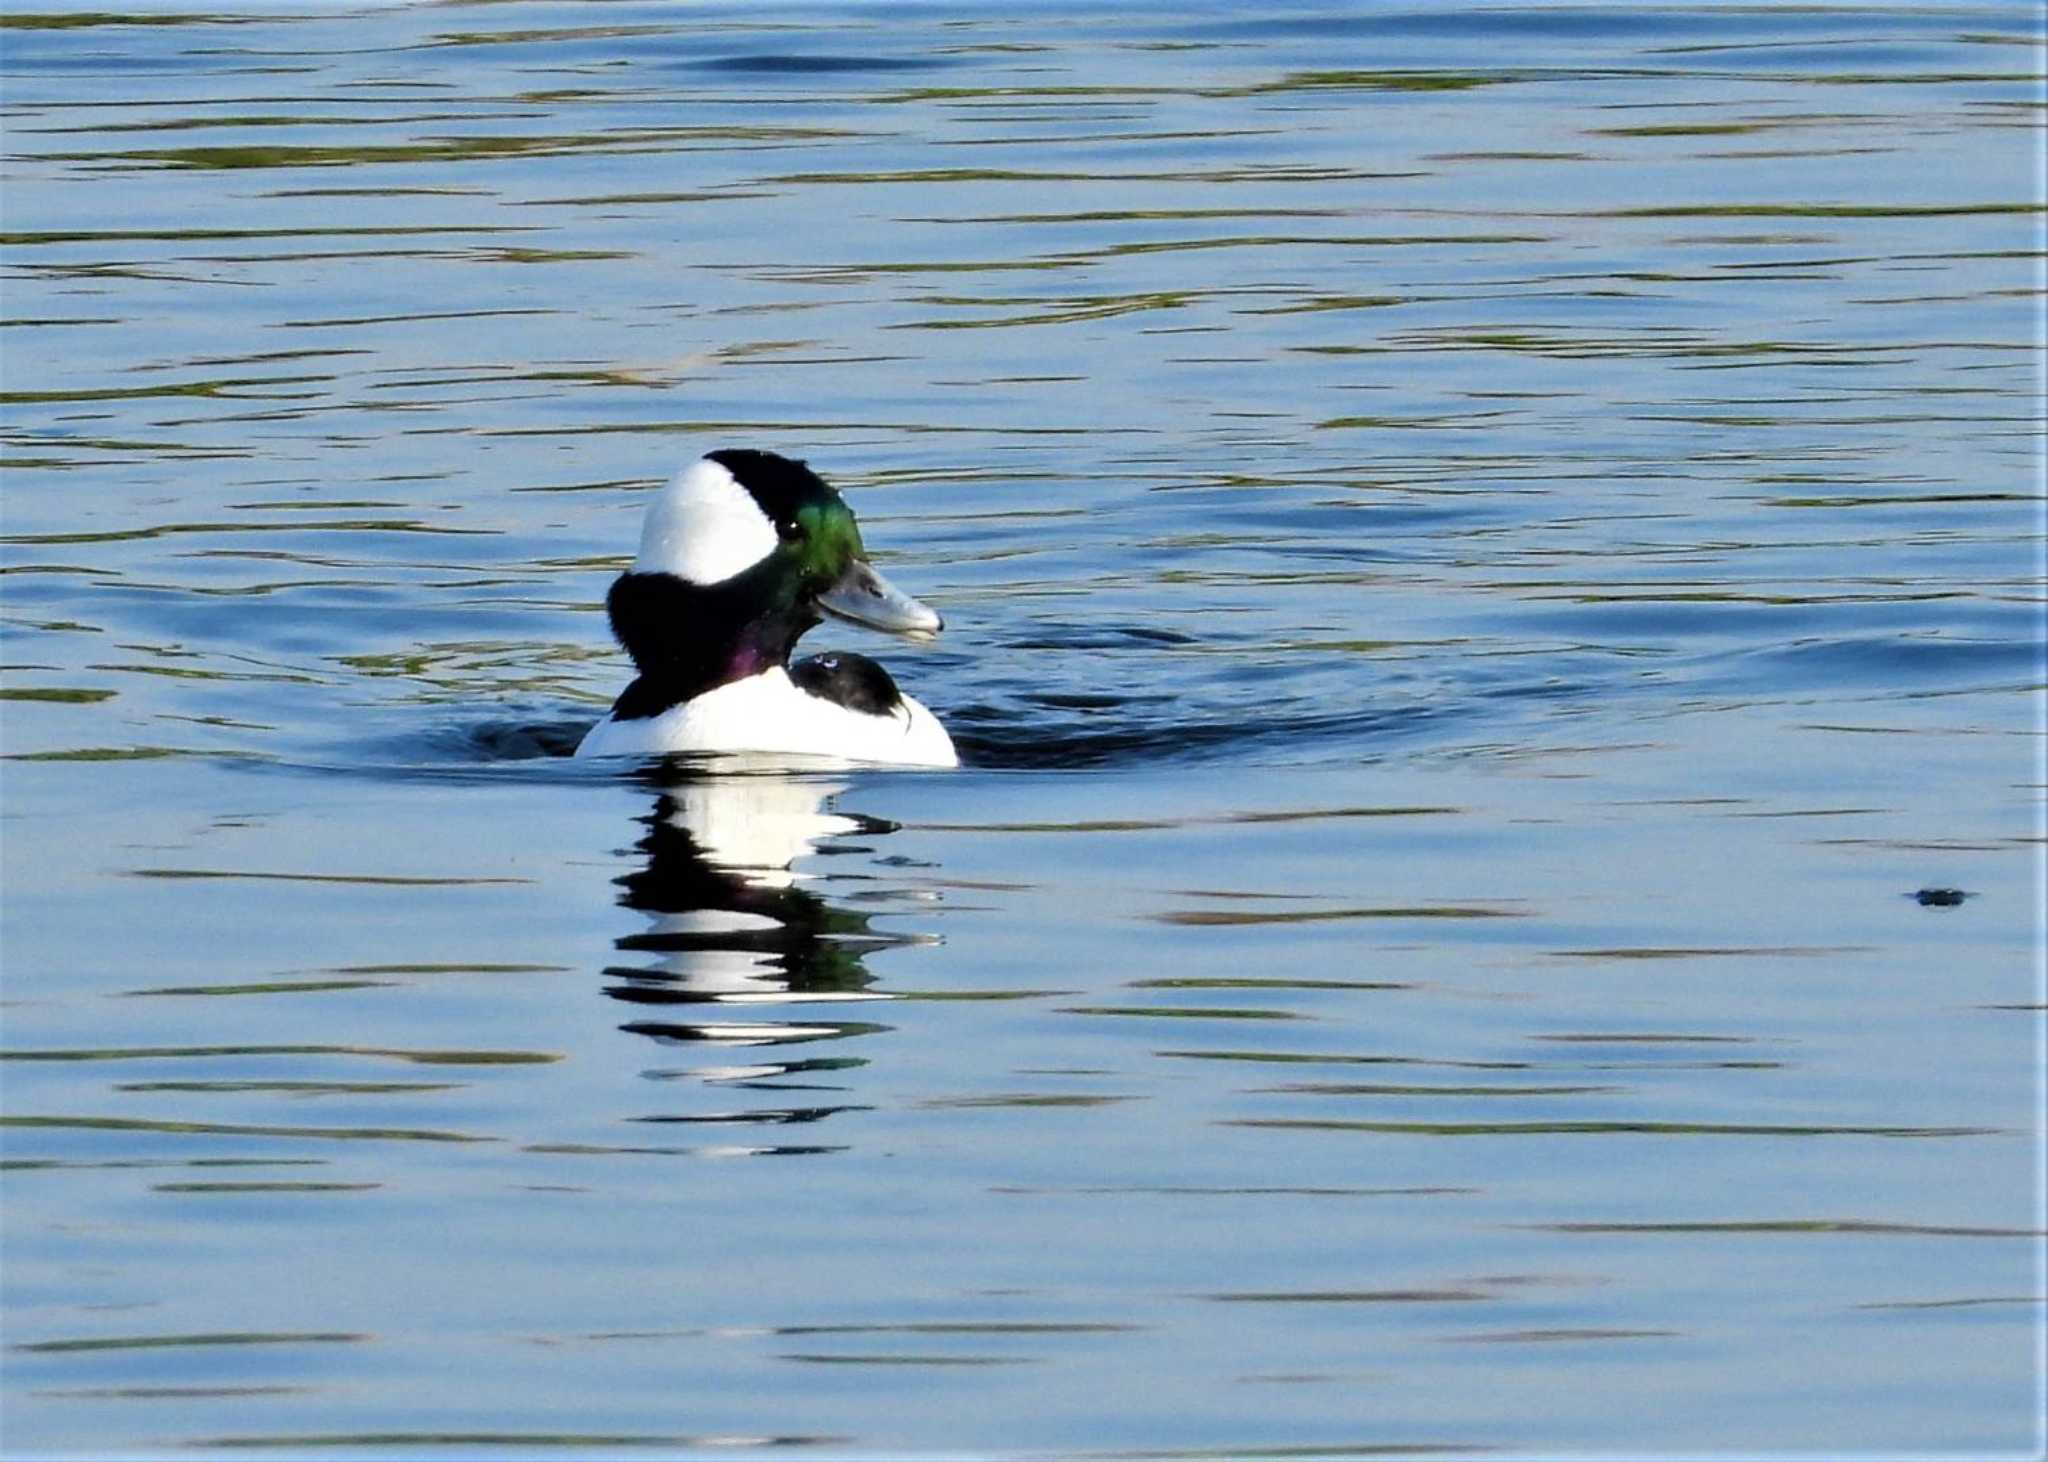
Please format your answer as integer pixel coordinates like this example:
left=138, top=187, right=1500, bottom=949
left=3, top=4, right=2043, bottom=1457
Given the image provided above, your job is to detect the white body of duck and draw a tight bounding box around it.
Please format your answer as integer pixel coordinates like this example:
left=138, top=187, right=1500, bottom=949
left=576, top=664, right=954, bottom=767
left=575, top=450, right=957, bottom=769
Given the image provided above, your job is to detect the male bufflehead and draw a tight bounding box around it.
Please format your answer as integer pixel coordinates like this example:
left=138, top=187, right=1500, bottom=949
left=574, top=450, right=957, bottom=767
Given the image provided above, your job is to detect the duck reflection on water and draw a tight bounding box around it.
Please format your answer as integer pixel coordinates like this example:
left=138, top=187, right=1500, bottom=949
left=604, top=760, right=934, bottom=1100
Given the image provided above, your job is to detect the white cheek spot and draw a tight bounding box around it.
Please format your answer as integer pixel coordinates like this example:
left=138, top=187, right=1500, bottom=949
left=634, top=455, right=777, bottom=584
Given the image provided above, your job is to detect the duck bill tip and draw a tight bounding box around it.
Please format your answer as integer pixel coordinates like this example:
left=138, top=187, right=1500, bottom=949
left=818, top=559, right=943, bottom=639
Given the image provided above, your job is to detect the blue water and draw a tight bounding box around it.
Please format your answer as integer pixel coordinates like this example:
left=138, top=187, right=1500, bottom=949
left=2, top=3, right=2043, bottom=1457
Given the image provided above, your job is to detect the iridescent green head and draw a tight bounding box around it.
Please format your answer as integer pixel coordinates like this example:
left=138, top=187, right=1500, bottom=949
left=786, top=497, right=867, bottom=591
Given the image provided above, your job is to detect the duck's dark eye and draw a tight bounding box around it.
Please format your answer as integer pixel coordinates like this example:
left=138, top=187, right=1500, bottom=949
left=777, top=519, right=802, bottom=541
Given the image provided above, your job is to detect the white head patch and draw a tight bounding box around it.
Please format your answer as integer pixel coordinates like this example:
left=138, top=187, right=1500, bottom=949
left=634, top=455, right=778, bottom=585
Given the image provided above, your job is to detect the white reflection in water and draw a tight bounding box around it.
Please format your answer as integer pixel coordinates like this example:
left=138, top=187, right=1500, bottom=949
left=605, top=766, right=915, bottom=1056
left=656, top=766, right=859, bottom=892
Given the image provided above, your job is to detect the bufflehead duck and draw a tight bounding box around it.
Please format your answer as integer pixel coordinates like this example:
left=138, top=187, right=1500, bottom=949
left=575, top=450, right=957, bottom=767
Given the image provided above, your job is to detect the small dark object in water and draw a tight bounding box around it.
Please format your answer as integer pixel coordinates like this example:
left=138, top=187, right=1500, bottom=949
left=1912, top=887, right=1970, bottom=907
